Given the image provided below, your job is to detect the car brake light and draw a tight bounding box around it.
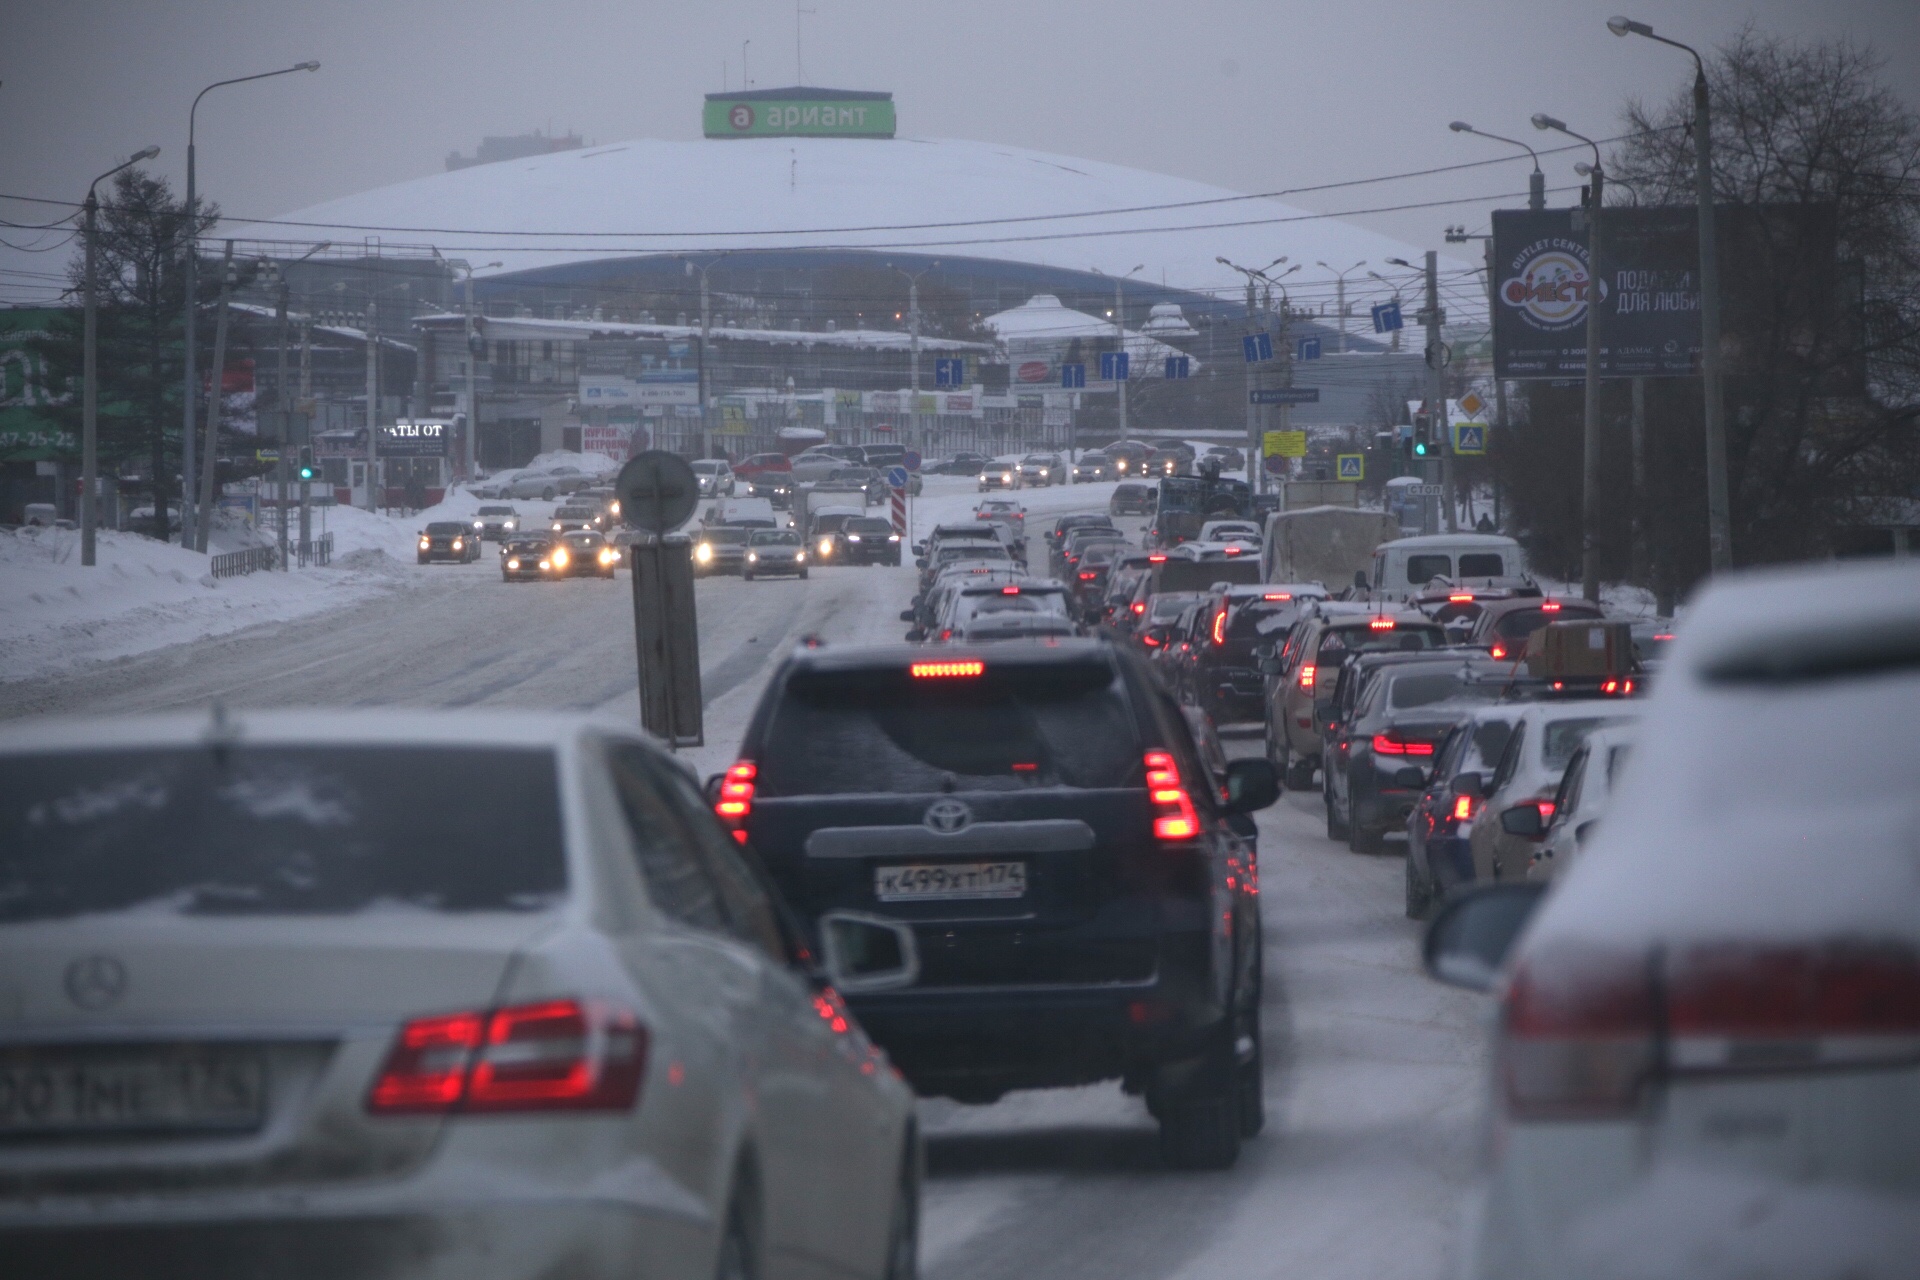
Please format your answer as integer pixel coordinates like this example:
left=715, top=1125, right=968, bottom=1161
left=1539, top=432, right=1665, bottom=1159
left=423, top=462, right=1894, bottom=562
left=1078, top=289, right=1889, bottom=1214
left=1452, top=794, right=1474, bottom=821
left=1148, top=553, right=1167, bottom=563
left=1449, top=593, right=1475, bottom=603
left=1666, top=942, right=1920, bottom=1071
left=1263, top=592, right=1292, bottom=601
left=369, top=999, right=646, bottom=1114
left=1372, top=734, right=1435, bottom=756
left=1652, top=632, right=1674, bottom=641
left=1490, top=644, right=1507, bottom=660
left=1297, top=663, right=1316, bottom=690
left=715, top=761, right=756, bottom=844
left=1369, top=616, right=1396, bottom=631
left=1542, top=600, right=1562, bottom=612
left=1142, top=633, right=1162, bottom=647
left=1132, top=602, right=1146, bottom=615
left=1501, top=945, right=1659, bottom=1120
left=1079, top=571, right=1098, bottom=580
left=1001, top=585, right=1020, bottom=594
left=912, top=659, right=984, bottom=678
left=1212, top=609, right=1228, bottom=646
left=1143, top=750, right=1201, bottom=841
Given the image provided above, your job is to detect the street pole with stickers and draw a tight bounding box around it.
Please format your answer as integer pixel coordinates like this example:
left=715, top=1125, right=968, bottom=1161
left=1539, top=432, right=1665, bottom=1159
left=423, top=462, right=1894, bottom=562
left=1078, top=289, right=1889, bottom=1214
left=618, top=451, right=704, bottom=748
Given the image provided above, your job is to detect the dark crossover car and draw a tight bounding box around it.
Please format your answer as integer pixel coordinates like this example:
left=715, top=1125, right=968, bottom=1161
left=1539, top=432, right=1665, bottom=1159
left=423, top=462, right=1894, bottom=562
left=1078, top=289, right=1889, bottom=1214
left=832, top=516, right=905, bottom=565
left=718, top=639, right=1280, bottom=1168
left=550, top=529, right=621, bottom=578
left=417, top=521, right=481, bottom=564
left=498, top=536, right=556, bottom=581
left=1109, top=483, right=1156, bottom=516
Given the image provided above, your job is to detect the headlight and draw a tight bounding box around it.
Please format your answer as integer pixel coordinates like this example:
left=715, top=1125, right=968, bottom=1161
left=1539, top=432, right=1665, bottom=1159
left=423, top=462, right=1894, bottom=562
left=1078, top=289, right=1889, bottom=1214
left=537, top=559, right=551, bottom=570
left=695, top=543, right=713, bottom=563
left=473, top=520, right=483, bottom=529
left=552, top=521, right=563, bottom=531
left=504, top=520, right=516, bottom=529
left=819, top=537, right=835, bottom=556
left=552, top=547, right=569, bottom=568
left=598, top=548, right=616, bottom=565
left=796, top=550, right=806, bottom=561
left=452, top=539, right=463, bottom=550
left=610, top=501, right=620, bottom=516
left=507, top=558, right=520, bottom=570
left=747, top=552, right=758, bottom=562
left=889, top=534, right=901, bottom=542
left=847, top=534, right=862, bottom=542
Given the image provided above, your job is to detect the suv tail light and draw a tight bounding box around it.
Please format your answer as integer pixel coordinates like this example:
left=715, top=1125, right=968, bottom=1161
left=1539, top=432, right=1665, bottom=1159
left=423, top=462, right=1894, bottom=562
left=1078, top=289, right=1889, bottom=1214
left=1211, top=609, right=1228, bottom=646
left=1451, top=794, right=1475, bottom=821
left=370, top=999, right=647, bottom=1114
left=1297, top=663, right=1316, bottom=691
left=1143, top=750, right=1201, bottom=841
left=1372, top=734, right=1435, bottom=756
left=715, top=760, right=757, bottom=843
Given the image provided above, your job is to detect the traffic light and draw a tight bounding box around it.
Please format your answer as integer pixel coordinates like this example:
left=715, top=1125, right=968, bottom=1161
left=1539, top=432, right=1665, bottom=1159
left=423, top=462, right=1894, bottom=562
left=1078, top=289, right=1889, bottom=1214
left=297, top=446, right=315, bottom=481
left=1412, top=411, right=1432, bottom=458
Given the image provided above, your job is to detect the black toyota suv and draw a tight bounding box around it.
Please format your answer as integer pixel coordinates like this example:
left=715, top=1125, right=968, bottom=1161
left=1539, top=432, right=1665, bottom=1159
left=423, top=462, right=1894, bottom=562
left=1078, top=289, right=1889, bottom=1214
left=718, top=639, right=1279, bottom=1169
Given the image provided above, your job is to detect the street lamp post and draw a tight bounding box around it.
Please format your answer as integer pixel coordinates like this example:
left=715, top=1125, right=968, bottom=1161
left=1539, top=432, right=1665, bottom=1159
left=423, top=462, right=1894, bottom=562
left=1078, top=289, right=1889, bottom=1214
left=1217, top=256, right=1292, bottom=492
left=80, top=146, right=161, bottom=567
left=1092, top=264, right=1144, bottom=477
left=1315, top=260, right=1366, bottom=353
left=1448, top=121, right=1546, bottom=211
left=181, top=60, right=320, bottom=552
left=888, top=262, right=940, bottom=459
left=451, top=259, right=500, bottom=477
left=685, top=253, right=740, bottom=458
left=1608, top=15, right=1730, bottom=573
left=1534, top=112, right=1606, bottom=602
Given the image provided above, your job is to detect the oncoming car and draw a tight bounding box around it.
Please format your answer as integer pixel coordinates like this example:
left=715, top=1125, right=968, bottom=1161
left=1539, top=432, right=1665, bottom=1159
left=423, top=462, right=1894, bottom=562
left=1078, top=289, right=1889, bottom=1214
left=692, top=526, right=752, bottom=576
left=743, top=529, right=808, bottom=580
left=500, top=537, right=557, bottom=581
left=0, top=709, right=922, bottom=1280
left=472, top=505, right=522, bottom=540
left=417, top=521, right=481, bottom=564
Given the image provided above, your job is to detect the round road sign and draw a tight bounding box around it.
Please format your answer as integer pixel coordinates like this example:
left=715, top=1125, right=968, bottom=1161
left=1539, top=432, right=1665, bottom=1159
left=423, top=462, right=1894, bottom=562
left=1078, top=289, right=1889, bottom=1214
left=617, top=450, right=701, bottom=534
left=884, top=466, right=910, bottom=489
left=902, top=449, right=922, bottom=471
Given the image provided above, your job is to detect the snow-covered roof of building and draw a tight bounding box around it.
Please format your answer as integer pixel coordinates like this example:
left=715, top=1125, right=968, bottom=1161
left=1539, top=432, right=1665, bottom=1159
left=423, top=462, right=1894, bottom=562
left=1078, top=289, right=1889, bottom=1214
left=984, top=294, right=1200, bottom=370
left=411, top=311, right=991, bottom=352
left=223, top=136, right=1453, bottom=297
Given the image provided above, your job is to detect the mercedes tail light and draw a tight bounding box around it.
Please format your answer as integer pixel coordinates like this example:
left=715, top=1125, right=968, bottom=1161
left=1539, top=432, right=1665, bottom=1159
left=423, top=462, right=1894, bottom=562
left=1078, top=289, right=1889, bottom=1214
left=370, top=999, right=647, bottom=1114
left=1501, top=945, right=1658, bottom=1120
left=1372, top=734, right=1436, bottom=756
left=1143, top=750, right=1201, bottom=841
left=715, top=760, right=757, bottom=843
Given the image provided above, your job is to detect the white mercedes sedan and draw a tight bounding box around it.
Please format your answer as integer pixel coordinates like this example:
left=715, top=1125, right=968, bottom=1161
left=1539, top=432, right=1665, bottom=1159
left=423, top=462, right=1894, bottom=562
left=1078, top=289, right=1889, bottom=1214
left=0, top=709, right=921, bottom=1280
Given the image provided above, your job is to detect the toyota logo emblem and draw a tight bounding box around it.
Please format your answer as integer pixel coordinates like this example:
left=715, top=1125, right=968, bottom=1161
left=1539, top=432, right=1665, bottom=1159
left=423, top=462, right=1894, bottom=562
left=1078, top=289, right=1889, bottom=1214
left=64, top=955, right=128, bottom=1010
left=923, top=799, right=973, bottom=834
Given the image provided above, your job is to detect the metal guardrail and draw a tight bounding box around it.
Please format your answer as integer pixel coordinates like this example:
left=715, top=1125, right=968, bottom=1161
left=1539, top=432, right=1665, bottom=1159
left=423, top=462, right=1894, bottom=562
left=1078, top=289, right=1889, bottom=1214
left=210, top=545, right=279, bottom=579
left=295, top=532, right=333, bottom=568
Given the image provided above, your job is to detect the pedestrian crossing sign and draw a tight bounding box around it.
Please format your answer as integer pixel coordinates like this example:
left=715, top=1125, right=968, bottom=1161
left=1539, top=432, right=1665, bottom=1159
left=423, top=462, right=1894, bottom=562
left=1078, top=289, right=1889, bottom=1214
left=1453, top=422, right=1488, bottom=455
left=1336, top=453, right=1364, bottom=480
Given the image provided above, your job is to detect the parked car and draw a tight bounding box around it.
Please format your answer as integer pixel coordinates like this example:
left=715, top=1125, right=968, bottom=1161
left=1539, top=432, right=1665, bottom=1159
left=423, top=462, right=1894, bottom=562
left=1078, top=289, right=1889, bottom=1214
left=1422, top=555, right=1920, bottom=1280
left=0, top=709, right=922, bottom=1280
left=505, top=465, right=594, bottom=501
left=928, top=452, right=991, bottom=476
left=1204, top=445, right=1246, bottom=470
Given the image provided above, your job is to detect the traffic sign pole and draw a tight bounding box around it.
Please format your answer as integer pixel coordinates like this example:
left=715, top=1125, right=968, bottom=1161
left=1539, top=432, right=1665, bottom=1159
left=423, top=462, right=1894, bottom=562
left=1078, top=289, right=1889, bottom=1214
left=617, top=451, right=704, bottom=749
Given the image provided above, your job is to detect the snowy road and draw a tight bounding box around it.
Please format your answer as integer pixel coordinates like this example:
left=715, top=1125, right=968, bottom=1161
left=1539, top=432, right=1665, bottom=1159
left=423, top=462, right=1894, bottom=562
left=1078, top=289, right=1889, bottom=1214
left=0, top=480, right=1490, bottom=1280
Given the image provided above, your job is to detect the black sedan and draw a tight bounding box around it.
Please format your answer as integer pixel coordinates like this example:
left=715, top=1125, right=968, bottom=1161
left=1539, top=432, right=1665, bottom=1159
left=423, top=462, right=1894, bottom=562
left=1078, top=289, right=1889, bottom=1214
left=833, top=515, right=905, bottom=565
left=417, top=521, right=481, bottom=564
left=1109, top=483, right=1155, bottom=516
left=499, top=537, right=557, bottom=582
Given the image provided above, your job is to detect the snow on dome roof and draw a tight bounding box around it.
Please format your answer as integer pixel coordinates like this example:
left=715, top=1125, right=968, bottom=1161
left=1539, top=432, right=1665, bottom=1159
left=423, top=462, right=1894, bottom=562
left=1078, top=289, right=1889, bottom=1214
left=225, top=136, right=1447, bottom=294
left=984, top=294, right=1199, bottom=370
left=1141, top=302, right=1198, bottom=338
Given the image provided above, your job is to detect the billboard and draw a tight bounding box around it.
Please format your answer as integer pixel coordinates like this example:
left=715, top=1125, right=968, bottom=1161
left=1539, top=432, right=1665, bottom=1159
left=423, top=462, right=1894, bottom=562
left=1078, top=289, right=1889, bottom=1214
left=579, top=373, right=698, bottom=407
left=1492, top=207, right=1702, bottom=379
left=703, top=91, right=895, bottom=139
left=378, top=420, right=450, bottom=457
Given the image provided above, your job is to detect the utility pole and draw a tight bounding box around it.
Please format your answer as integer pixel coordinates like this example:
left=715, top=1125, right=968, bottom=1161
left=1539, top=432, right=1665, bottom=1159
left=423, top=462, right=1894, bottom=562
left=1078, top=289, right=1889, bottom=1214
left=365, top=298, right=379, bottom=511
left=1417, top=251, right=1452, bottom=534
left=299, top=318, right=312, bottom=550
left=1630, top=376, right=1649, bottom=585
left=275, top=270, right=291, bottom=569
left=699, top=266, right=712, bottom=459
left=889, top=262, right=939, bottom=462
left=1487, top=237, right=1510, bottom=532
left=193, top=241, right=235, bottom=553
left=1316, top=260, right=1366, bottom=354
left=1244, top=277, right=1260, bottom=490
left=1580, top=166, right=1605, bottom=600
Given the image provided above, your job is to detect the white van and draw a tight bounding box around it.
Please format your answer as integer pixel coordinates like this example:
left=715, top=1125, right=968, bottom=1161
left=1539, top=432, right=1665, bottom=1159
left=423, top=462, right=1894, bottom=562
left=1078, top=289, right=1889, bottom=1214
left=1368, top=533, right=1528, bottom=602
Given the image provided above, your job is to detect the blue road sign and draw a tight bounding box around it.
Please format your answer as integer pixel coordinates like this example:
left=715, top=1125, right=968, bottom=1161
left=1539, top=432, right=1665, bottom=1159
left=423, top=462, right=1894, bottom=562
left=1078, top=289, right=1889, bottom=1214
left=1061, top=363, right=1086, bottom=389
left=1297, top=336, right=1322, bottom=361
left=934, top=357, right=965, bottom=388
left=1371, top=301, right=1404, bottom=334
left=1242, top=332, right=1274, bottom=363
left=1336, top=453, right=1365, bottom=480
left=1099, top=350, right=1130, bottom=381
left=902, top=449, right=922, bottom=471
left=885, top=466, right=910, bottom=489
left=1249, top=387, right=1321, bottom=405
left=1453, top=423, right=1488, bottom=455
left=1164, top=355, right=1190, bottom=379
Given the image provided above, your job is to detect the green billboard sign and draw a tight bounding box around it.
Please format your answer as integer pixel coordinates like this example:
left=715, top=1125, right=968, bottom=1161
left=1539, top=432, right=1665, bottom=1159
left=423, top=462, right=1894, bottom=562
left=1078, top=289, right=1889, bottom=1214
left=703, top=90, right=895, bottom=139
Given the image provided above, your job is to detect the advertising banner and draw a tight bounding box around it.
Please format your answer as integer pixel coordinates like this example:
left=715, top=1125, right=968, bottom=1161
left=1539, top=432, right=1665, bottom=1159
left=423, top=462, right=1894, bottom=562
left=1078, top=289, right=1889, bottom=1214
left=582, top=423, right=635, bottom=462
left=378, top=420, right=450, bottom=457
left=1492, top=207, right=1702, bottom=378
left=703, top=94, right=895, bottom=139
left=1263, top=430, right=1308, bottom=458
left=580, top=374, right=698, bottom=407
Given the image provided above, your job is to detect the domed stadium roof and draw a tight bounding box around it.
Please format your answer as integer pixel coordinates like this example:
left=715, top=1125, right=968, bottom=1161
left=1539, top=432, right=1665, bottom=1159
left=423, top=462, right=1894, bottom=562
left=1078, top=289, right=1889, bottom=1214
left=231, top=135, right=1440, bottom=295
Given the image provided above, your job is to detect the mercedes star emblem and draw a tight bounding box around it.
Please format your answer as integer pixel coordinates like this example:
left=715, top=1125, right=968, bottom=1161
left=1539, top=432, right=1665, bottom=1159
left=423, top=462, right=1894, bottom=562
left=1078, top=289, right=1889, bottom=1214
left=64, top=955, right=128, bottom=1010
left=923, top=798, right=974, bottom=834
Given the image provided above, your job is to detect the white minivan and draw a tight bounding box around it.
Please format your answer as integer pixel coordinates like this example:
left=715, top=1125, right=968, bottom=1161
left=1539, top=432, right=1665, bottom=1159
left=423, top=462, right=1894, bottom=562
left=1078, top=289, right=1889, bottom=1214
left=1368, top=533, right=1528, bottom=602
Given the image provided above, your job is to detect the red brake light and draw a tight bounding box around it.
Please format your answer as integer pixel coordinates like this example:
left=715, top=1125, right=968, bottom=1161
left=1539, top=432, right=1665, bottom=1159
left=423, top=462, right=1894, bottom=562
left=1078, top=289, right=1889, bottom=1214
left=1369, top=616, right=1396, bottom=631
left=1263, top=592, right=1292, bottom=601
left=1490, top=644, right=1508, bottom=660
left=1223, top=545, right=1241, bottom=555
left=370, top=999, right=647, bottom=1114
left=1132, top=602, right=1146, bottom=615
left=1452, top=794, right=1474, bottom=821
left=1297, top=663, right=1316, bottom=690
left=1211, top=609, right=1228, bottom=646
left=1541, top=600, right=1562, bottom=612
left=1142, top=633, right=1162, bottom=648
left=1371, top=734, right=1435, bottom=756
left=912, top=659, right=984, bottom=678
left=1666, top=943, right=1920, bottom=1068
left=1143, top=750, right=1201, bottom=841
left=1001, top=585, right=1020, bottom=595
left=1148, top=553, right=1167, bottom=563
left=1652, top=633, right=1674, bottom=641
left=715, top=761, right=757, bottom=843
left=1502, top=945, right=1658, bottom=1120
left=1449, top=593, right=1474, bottom=603
left=1079, top=571, right=1098, bottom=580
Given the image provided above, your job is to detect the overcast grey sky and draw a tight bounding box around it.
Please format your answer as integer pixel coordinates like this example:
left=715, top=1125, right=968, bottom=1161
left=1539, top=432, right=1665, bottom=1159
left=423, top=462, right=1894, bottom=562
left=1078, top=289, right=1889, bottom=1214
left=4, top=0, right=1915, bottom=303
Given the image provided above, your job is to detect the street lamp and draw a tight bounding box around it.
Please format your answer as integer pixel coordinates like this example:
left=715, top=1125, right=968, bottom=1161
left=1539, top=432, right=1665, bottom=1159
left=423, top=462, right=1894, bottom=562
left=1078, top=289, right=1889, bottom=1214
left=1449, top=121, right=1545, bottom=211
left=1535, top=112, right=1606, bottom=602
left=80, top=145, right=161, bottom=567
left=449, top=259, right=500, bottom=477
left=684, top=252, right=743, bottom=458
left=264, top=242, right=328, bottom=569
left=1091, top=264, right=1144, bottom=470
left=1315, top=259, right=1366, bottom=352
left=887, top=261, right=941, bottom=458
left=182, top=59, right=320, bottom=552
left=1608, top=15, right=1730, bottom=573
left=1218, top=256, right=1298, bottom=492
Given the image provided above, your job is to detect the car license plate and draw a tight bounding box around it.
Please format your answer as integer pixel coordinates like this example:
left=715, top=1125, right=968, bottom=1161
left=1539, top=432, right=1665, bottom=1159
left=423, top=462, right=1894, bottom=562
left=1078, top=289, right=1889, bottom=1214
left=875, top=861, right=1027, bottom=902
left=0, top=1050, right=267, bottom=1137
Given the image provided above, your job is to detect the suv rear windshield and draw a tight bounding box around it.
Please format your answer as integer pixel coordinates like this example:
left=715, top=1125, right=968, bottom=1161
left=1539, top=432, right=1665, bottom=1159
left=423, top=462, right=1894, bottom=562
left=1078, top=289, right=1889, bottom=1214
left=0, top=746, right=566, bottom=922
left=759, top=661, right=1140, bottom=795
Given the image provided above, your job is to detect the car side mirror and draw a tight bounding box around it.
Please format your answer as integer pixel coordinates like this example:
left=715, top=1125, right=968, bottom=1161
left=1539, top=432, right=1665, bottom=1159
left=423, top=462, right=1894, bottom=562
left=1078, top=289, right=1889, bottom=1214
left=899, top=609, right=917, bottom=623
left=1353, top=570, right=1371, bottom=591
left=1450, top=771, right=1483, bottom=799
left=1423, top=883, right=1548, bottom=991
left=1259, top=656, right=1284, bottom=675
left=914, top=558, right=928, bottom=570
left=1222, top=757, right=1281, bottom=812
left=817, top=911, right=920, bottom=994
left=1499, top=803, right=1545, bottom=838
left=911, top=542, right=926, bottom=555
